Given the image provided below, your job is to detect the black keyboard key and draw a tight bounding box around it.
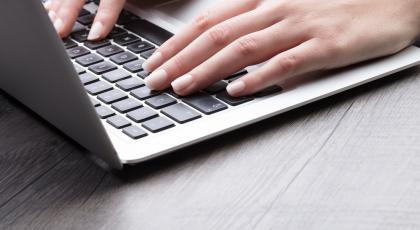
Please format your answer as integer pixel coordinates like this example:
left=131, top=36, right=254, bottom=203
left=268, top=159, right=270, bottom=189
left=117, top=10, right=140, bottom=25
left=225, top=70, right=248, bottom=82
left=79, top=72, right=99, bottom=85
left=125, top=20, right=173, bottom=45
left=77, top=14, right=95, bottom=25
left=79, top=8, right=90, bottom=17
left=140, top=49, right=156, bottom=59
left=90, top=97, right=100, bottom=107
left=108, top=27, right=128, bottom=38
left=130, top=86, right=160, bottom=100
left=145, top=94, right=177, bottom=109
left=127, top=41, right=154, bottom=53
left=74, top=64, right=85, bottom=74
left=88, top=61, right=117, bottom=74
left=97, top=89, right=128, bottom=104
left=216, top=92, right=254, bottom=106
left=123, top=59, right=144, bottom=73
left=142, top=116, right=175, bottom=133
left=71, top=29, right=90, bottom=42
left=204, top=81, right=227, bottom=94
left=123, top=125, right=148, bottom=139
left=112, top=98, right=142, bottom=113
left=137, top=70, right=150, bottom=79
left=75, top=53, right=103, bottom=66
left=113, top=34, right=141, bottom=46
left=62, top=38, right=77, bottom=49
left=254, top=86, right=283, bottom=97
left=110, top=51, right=138, bottom=65
left=162, top=103, right=201, bottom=124
left=116, top=77, right=144, bottom=91
left=166, top=89, right=182, bottom=98
left=107, top=115, right=131, bottom=129
left=84, top=39, right=111, bottom=49
left=183, top=93, right=228, bottom=115
left=97, top=45, right=124, bottom=57
left=67, top=46, right=90, bottom=58
left=127, top=107, right=158, bottom=123
left=72, top=22, right=85, bottom=33
left=95, top=106, right=115, bottom=119
left=102, top=69, right=131, bottom=83
left=85, top=81, right=113, bottom=95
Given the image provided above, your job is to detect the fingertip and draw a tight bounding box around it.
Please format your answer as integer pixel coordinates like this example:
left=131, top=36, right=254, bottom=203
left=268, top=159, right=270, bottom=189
left=44, top=0, right=52, bottom=10
left=145, top=69, right=169, bottom=90
left=143, top=52, right=163, bottom=73
left=226, top=80, right=246, bottom=96
left=53, top=18, right=64, bottom=34
left=171, top=74, right=193, bottom=93
left=94, top=0, right=126, bottom=38
left=48, top=10, right=56, bottom=21
left=88, top=21, right=104, bottom=40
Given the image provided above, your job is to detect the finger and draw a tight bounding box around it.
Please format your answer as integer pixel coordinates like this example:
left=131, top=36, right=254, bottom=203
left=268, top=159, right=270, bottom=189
left=227, top=39, right=330, bottom=96
left=43, top=0, right=53, bottom=11
left=55, top=0, right=85, bottom=37
left=45, top=0, right=60, bottom=22
left=145, top=6, right=280, bottom=90
left=88, top=0, right=126, bottom=40
left=171, top=21, right=305, bottom=95
left=142, top=0, right=260, bottom=72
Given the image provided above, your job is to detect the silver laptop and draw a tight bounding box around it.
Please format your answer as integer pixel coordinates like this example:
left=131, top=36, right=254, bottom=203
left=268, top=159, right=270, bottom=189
left=1, top=0, right=419, bottom=169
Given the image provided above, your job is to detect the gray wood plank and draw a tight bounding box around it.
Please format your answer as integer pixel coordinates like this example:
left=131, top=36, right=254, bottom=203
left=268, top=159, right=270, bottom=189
left=0, top=66, right=419, bottom=230
left=253, top=66, right=420, bottom=230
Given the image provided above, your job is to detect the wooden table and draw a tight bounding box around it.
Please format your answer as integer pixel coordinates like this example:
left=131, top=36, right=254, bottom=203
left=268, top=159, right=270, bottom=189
left=0, top=62, right=419, bottom=229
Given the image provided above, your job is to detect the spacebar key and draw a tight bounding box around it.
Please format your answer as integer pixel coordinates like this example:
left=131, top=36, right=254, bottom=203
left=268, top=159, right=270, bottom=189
left=124, top=20, right=173, bottom=46
left=183, top=93, right=228, bottom=115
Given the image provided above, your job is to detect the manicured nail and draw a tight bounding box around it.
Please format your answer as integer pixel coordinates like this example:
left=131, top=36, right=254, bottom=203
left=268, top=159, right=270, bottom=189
left=227, top=80, right=246, bottom=96
left=53, top=18, right=63, bottom=33
left=145, top=69, right=168, bottom=89
left=88, top=22, right=104, bottom=40
left=48, top=10, right=56, bottom=21
left=171, top=74, right=193, bottom=92
left=142, top=52, right=162, bottom=73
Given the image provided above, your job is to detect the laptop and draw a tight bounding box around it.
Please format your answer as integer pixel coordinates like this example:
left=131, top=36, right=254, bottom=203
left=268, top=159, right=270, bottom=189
left=0, top=0, right=419, bottom=169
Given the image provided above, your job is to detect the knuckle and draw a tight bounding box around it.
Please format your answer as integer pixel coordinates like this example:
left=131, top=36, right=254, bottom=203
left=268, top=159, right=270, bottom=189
left=325, top=38, right=347, bottom=59
left=194, top=11, right=212, bottom=32
left=206, top=24, right=230, bottom=46
left=235, top=36, right=259, bottom=57
left=277, top=55, right=299, bottom=74
left=171, top=56, right=187, bottom=74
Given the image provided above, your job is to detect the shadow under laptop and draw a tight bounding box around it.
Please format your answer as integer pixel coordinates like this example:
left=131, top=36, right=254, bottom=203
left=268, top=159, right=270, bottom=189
left=115, top=65, right=420, bottom=182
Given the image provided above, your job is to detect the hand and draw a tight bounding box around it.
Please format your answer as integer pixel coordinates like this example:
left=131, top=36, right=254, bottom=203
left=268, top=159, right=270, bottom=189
left=142, top=0, right=420, bottom=97
left=44, top=0, right=126, bottom=40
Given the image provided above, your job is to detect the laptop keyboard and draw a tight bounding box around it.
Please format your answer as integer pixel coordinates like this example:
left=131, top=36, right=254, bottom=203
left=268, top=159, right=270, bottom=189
left=63, top=0, right=282, bottom=140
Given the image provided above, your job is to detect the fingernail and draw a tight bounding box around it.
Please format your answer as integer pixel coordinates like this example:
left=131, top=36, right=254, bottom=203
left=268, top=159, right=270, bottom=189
left=88, top=21, right=104, bottom=40
left=48, top=10, right=56, bottom=21
left=53, top=18, right=63, bottom=33
left=227, top=80, right=246, bottom=96
left=171, top=74, right=193, bottom=92
left=142, top=52, right=162, bottom=73
left=44, top=1, right=52, bottom=10
left=145, top=69, right=168, bottom=90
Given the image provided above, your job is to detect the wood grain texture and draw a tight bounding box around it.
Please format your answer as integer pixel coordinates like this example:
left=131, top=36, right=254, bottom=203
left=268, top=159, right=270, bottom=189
left=0, top=66, right=419, bottom=230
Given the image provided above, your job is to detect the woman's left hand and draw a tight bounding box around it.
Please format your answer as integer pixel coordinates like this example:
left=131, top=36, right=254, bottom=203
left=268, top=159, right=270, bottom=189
left=142, top=0, right=420, bottom=97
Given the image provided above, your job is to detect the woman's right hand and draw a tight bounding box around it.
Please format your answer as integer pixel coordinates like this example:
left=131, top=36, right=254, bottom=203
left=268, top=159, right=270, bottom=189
left=44, top=0, right=126, bottom=40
